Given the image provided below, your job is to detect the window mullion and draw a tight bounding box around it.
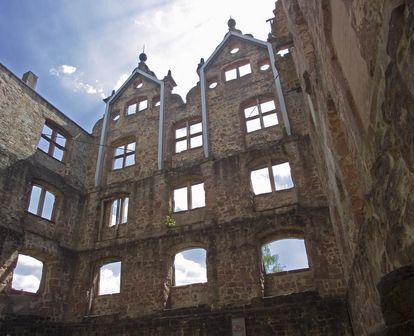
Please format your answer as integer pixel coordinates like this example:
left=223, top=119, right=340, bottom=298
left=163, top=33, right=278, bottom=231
left=37, top=187, right=46, bottom=216
left=258, top=104, right=265, bottom=129
left=116, top=199, right=121, bottom=225
left=268, top=165, right=276, bottom=192
left=187, top=184, right=192, bottom=210
left=186, top=122, right=191, bottom=150
left=48, top=130, right=57, bottom=156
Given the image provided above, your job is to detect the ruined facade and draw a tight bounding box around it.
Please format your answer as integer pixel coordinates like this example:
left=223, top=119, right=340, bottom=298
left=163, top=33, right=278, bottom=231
left=0, top=1, right=413, bottom=335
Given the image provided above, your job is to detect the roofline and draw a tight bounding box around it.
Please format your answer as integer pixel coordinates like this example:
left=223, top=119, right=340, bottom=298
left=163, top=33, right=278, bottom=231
left=200, top=31, right=271, bottom=71
left=107, top=67, right=163, bottom=105
left=0, top=63, right=92, bottom=137
left=95, top=66, right=166, bottom=186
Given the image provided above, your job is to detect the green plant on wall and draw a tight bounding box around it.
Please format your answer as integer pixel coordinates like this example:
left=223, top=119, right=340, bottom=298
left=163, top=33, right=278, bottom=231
left=164, top=215, right=176, bottom=228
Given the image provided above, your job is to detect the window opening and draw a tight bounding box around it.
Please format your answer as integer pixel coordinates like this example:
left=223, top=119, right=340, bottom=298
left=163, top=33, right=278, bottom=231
left=112, top=113, right=120, bottom=121
left=244, top=98, right=278, bottom=133
left=259, top=60, right=270, bottom=71
left=173, top=182, right=205, bottom=212
left=262, top=239, right=308, bottom=274
left=230, top=47, right=240, bottom=54
left=37, top=124, right=67, bottom=161
left=225, top=62, right=251, bottom=81
left=251, top=162, right=294, bottom=195
left=277, top=48, right=290, bottom=57
left=174, top=248, right=207, bottom=286
left=28, top=184, right=56, bottom=220
left=127, top=104, right=137, bottom=115
left=109, top=197, right=129, bottom=226
left=136, top=81, right=143, bottom=89
left=175, top=121, right=203, bottom=153
left=98, top=261, right=121, bottom=295
left=113, top=142, right=135, bottom=169
left=138, top=99, right=148, bottom=111
left=208, top=81, right=218, bottom=89
left=12, top=254, right=43, bottom=293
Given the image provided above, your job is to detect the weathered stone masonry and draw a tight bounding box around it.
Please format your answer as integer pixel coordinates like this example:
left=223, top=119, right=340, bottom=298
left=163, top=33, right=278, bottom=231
left=0, top=2, right=412, bottom=334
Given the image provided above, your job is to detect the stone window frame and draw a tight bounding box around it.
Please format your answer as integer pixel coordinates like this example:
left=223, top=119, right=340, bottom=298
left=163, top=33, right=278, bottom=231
left=26, top=181, right=61, bottom=222
left=10, top=252, right=47, bottom=296
left=91, top=258, right=123, bottom=297
left=125, top=97, right=148, bottom=116
left=174, top=119, right=203, bottom=154
left=166, top=243, right=209, bottom=288
left=37, top=120, right=71, bottom=163
left=223, top=59, right=252, bottom=82
left=106, top=194, right=129, bottom=227
left=249, top=160, right=295, bottom=196
left=260, top=233, right=311, bottom=277
left=258, top=58, right=271, bottom=71
left=228, top=40, right=242, bottom=55
left=152, top=95, right=161, bottom=107
left=111, top=138, right=136, bottom=170
left=172, top=179, right=206, bottom=213
left=242, top=96, right=279, bottom=133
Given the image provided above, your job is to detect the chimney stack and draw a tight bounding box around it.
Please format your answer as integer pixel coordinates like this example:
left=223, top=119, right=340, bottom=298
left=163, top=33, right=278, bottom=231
left=22, top=71, right=38, bottom=90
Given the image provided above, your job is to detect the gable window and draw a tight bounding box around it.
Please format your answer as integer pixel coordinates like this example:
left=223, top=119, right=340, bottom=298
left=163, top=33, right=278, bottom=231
left=27, top=184, right=56, bottom=221
left=12, top=254, right=43, bottom=293
left=109, top=197, right=129, bottom=226
left=138, top=99, right=148, bottom=111
left=113, top=142, right=135, bottom=170
left=98, top=261, right=121, bottom=295
left=259, top=59, right=271, bottom=71
left=262, top=239, right=309, bottom=274
left=224, top=61, right=251, bottom=81
left=175, top=121, right=203, bottom=153
left=251, top=162, right=294, bottom=195
left=173, top=182, right=205, bottom=212
left=244, top=98, right=278, bottom=133
left=37, top=123, right=67, bottom=161
left=127, top=103, right=137, bottom=115
left=174, top=248, right=207, bottom=286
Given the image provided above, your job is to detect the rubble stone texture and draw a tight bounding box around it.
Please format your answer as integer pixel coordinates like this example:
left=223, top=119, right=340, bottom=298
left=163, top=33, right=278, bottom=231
left=0, top=1, right=412, bottom=335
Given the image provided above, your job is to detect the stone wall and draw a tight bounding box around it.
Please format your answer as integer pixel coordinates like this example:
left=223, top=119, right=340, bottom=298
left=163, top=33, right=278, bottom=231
left=0, top=15, right=353, bottom=335
left=275, top=0, right=414, bottom=334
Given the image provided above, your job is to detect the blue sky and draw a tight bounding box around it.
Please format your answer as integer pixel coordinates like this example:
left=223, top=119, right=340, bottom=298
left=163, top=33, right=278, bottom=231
left=0, top=0, right=275, bottom=132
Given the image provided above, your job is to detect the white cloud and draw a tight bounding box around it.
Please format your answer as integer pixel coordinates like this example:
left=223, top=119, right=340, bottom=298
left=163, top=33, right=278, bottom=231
left=11, top=274, right=40, bottom=293
left=49, top=64, right=77, bottom=76
left=113, top=73, right=129, bottom=91
left=11, top=254, right=43, bottom=293
left=174, top=252, right=207, bottom=286
left=99, top=267, right=120, bottom=295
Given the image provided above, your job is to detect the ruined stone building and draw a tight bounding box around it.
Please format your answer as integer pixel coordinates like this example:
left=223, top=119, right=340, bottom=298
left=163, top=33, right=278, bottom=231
left=0, top=1, right=413, bottom=335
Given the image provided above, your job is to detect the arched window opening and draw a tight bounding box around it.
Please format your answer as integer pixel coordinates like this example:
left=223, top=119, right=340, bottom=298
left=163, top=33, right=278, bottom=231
left=27, top=184, right=56, bottom=221
left=12, top=254, right=43, bottom=293
left=98, top=261, right=121, bottom=295
left=174, top=248, right=207, bottom=286
left=262, top=239, right=309, bottom=274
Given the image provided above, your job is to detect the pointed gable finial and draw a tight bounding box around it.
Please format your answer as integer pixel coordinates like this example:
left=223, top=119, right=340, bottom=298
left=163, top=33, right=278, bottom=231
left=139, top=45, right=147, bottom=63
left=228, top=16, right=236, bottom=31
